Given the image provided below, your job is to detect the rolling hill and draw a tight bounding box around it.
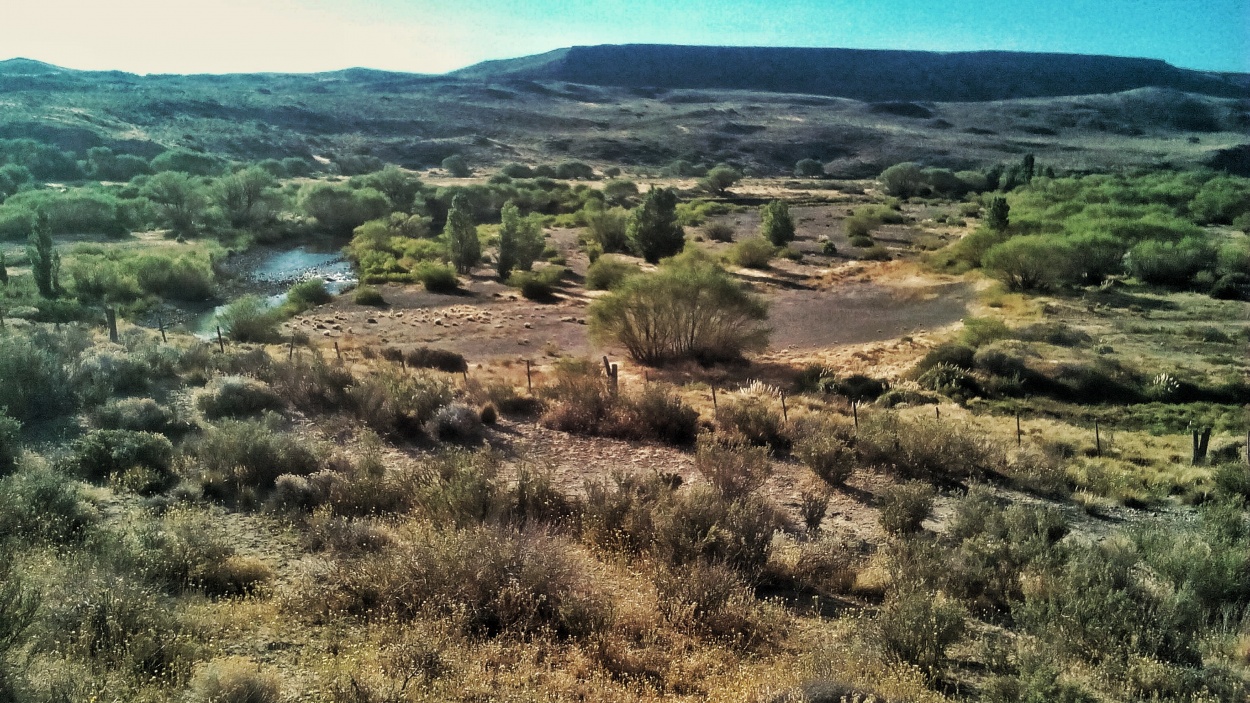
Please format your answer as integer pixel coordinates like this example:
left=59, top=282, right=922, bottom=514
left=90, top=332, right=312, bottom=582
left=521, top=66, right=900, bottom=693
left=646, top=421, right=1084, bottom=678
left=454, top=45, right=1250, bottom=102
left=0, top=45, right=1247, bottom=177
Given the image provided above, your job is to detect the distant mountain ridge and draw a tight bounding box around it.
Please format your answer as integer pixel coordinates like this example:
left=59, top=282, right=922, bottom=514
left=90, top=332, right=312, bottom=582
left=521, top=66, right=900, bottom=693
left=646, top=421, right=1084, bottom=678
left=454, top=45, right=1250, bottom=102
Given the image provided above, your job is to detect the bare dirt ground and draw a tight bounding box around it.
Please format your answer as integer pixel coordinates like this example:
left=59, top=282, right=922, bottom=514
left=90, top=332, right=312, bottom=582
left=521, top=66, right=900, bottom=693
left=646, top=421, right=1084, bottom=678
left=288, top=202, right=974, bottom=368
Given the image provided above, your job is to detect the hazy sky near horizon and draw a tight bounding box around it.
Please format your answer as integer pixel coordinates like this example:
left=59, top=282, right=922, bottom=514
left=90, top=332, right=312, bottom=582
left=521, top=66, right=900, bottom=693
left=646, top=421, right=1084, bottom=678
left=3, top=0, right=1247, bottom=74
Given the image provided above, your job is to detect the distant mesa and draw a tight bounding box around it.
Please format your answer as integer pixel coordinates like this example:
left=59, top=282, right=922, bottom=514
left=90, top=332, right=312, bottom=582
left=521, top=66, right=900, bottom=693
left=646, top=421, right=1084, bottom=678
left=454, top=45, right=1250, bottom=102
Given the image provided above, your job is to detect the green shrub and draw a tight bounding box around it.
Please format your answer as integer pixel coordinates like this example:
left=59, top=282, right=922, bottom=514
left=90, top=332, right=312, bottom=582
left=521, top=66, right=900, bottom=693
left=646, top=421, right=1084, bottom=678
left=352, top=285, right=385, bottom=306
left=68, top=429, right=174, bottom=494
left=92, top=397, right=181, bottom=434
left=653, top=487, right=778, bottom=571
left=961, top=317, right=1012, bottom=348
left=880, top=162, right=925, bottom=198
left=403, top=347, right=468, bottom=373
left=912, top=343, right=976, bottom=375
left=704, top=221, right=735, bottom=242
left=860, top=415, right=1002, bottom=480
left=847, top=232, right=875, bottom=248
left=217, top=296, right=282, bottom=343
left=716, top=394, right=790, bottom=450
left=197, top=377, right=285, bottom=419
left=1209, top=273, right=1249, bottom=300
left=653, top=560, right=783, bottom=648
left=479, top=403, right=498, bottom=425
left=189, top=658, right=283, bottom=703
left=1014, top=543, right=1203, bottom=666
left=795, top=433, right=853, bottom=486
left=628, top=187, right=685, bottom=263
left=284, top=278, right=332, bottom=312
left=760, top=200, right=795, bottom=246
left=425, top=402, right=482, bottom=442
left=1126, top=237, right=1217, bottom=287
left=311, top=523, right=611, bottom=639
left=0, top=335, right=76, bottom=422
left=877, top=588, right=966, bottom=674
left=585, top=255, right=640, bottom=290
left=585, top=206, right=630, bottom=253
left=614, top=384, right=699, bottom=445
left=878, top=481, right=935, bottom=534
left=415, top=262, right=459, bottom=293
left=728, top=236, right=776, bottom=268
left=348, top=370, right=453, bottom=438
left=509, top=265, right=564, bottom=300
left=0, top=468, right=95, bottom=546
left=830, top=374, right=889, bottom=402
left=539, top=361, right=698, bottom=445
left=983, top=235, right=1073, bottom=291
left=1212, top=462, right=1250, bottom=502
left=695, top=434, right=772, bottom=500
left=589, top=252, right=768, bottom=364
left=0, top=412, right=21, bottom=475
left=194, top=415, right=322, bottom=497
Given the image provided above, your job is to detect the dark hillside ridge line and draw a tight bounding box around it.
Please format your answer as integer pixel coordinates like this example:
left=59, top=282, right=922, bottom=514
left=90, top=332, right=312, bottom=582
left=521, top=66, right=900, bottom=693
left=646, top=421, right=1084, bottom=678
left=454, top=45, right=1250, bottom=101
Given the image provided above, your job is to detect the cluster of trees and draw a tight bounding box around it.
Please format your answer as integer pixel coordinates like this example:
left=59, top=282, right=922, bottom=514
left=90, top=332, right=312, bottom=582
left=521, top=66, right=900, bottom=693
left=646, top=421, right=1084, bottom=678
left=949, top=171, right=1250, bottom=297
left=879, top=154, right=1051, bottom=200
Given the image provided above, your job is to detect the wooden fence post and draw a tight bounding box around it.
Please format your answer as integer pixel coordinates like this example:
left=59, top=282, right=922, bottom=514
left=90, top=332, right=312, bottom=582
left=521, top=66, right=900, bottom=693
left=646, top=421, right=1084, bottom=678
left=334, top=341, right=341, bottom=362
left=105, top=307, right=118, bottom=343
left=1094, top=420, right=1101, bottom=457
left=156, top=315, right=166, bottom=343
left=711, top=386, right=718, bottom=413
left=288, top=336, right=295, bottom=360
left=602, top=356, right=618, bottom=395
left=1016, top=412, right=1022, bottom=447
left=216, top=325, right=225, bottom=353
left=1192, top=427, right=1211, bottom=465
left=852, top=401, right=859, bottom=431
left=525, top=359, right=533, bottom=393
left=780, top=393, right=788, bottom=423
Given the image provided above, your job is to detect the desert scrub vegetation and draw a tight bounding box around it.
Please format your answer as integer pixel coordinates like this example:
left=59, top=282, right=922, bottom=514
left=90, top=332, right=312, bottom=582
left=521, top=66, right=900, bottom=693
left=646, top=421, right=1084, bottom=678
left=539, top=359, right=698, bottom=445
left=589, top=249, right=768, bottom=365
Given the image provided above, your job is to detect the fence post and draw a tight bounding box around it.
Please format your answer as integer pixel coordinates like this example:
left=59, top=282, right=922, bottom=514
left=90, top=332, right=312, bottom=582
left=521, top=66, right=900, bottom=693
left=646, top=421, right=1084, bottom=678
left=602, top=356, right=618, bottom=395
left=781, top=393, right=788, bottom=423
left=334, top=341, right=342, bottom=361
left=1192, top=427, right=1211, bottom=465
left=288, top=336, right=295, bottom=360
left=216, top=325, right=225, bottom=353
left=1094, top=420, right=1101, bottom=457
left=1016, top=412, right=1022, bottom=447
left=105, top=307, right=118, bottom=343
left=711, top=386, right=718, bottom=413
left=852, top=401, right=859, bottom=431
left=156, top=315, right=167, bottom=343
left=525, top=359, right=533, bottom=393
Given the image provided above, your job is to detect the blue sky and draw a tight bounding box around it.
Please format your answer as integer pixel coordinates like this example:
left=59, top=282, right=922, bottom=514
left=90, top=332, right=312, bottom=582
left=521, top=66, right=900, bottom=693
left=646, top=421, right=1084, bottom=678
left=2, top=0, right=1246, bottom=74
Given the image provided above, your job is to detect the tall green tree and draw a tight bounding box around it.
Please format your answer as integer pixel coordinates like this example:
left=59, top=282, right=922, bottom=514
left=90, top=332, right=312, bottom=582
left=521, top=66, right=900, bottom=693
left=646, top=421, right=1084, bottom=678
left=26, top=211, right=59, bottom=298
left=442, top=155, right=470, bottom=178
left=495, top=201, right=544, bottom=280
left=627, top=188, right=684, bottom=264
left=362, top=165, right=424, bottom=211
left=699, top=165, right=743, bottom=196
left=760, top=200, right=796, bottom=246
left=214, top=167, right=276, bottom=228
left=446, top=194, right=480, bottom=275
left=142, top=171, right=207, bottom=235
left=987, top=197, right=1010, bottom=232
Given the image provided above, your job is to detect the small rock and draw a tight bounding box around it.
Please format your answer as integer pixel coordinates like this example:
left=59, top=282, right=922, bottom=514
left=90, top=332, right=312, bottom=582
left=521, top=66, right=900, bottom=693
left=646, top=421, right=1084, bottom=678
left=523, top=322, right=532, bottom=329
left=366, top=318, right=378, bottom=324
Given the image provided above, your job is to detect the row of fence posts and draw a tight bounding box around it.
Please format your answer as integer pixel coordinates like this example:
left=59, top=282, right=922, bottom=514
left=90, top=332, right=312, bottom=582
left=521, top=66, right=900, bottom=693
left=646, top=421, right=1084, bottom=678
left=93, top=310, right=1250, bottom=468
